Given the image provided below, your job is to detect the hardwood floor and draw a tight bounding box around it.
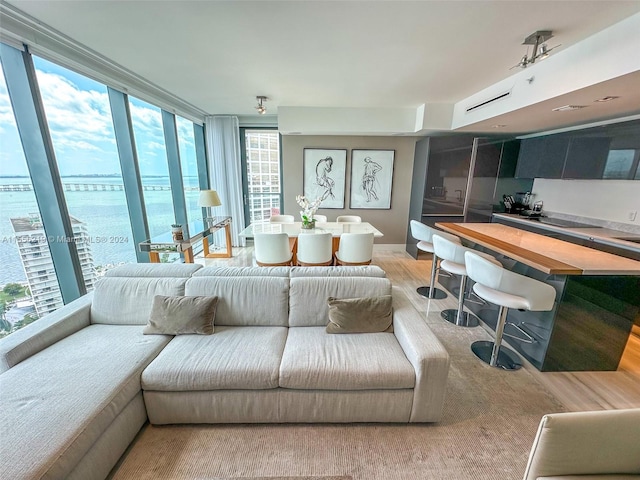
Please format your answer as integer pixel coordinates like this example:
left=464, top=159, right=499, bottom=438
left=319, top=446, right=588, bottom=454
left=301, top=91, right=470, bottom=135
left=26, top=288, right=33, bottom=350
left=197, top=245, right=640, bottom=411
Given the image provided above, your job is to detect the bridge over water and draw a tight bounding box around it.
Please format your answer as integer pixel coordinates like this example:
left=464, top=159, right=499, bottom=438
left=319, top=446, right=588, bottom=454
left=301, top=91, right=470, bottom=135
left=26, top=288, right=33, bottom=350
left=0, top=184, right=199, bottom=192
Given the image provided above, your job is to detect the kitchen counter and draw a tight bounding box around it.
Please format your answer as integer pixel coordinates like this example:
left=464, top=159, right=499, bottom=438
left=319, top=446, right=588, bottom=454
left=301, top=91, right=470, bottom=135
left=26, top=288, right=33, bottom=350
left=431, top=221, right=640, bottom=372
left=435, top=222, right=640, bottom=275
left=492, top=213, right=640, bottom=253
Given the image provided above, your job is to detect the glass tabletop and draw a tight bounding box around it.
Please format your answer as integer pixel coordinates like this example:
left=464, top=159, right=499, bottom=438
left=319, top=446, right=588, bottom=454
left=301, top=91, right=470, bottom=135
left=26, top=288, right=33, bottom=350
left=238, top=221, right=383, bottom=238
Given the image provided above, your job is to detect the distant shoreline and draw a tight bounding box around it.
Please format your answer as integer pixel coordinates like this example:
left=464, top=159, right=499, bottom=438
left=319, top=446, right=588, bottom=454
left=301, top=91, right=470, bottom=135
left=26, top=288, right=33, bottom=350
left=0, top=174, right=181, bottom=179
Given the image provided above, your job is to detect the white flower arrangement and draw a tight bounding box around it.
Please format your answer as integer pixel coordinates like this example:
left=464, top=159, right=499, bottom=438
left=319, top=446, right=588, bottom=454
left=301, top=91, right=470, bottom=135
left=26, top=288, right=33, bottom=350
left=295, top=195, right=322, bottom=225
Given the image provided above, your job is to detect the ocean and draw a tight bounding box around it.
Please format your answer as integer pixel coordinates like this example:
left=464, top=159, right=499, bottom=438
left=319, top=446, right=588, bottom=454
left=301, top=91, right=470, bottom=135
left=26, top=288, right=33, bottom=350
left=0, top=175, right=200, bottom=285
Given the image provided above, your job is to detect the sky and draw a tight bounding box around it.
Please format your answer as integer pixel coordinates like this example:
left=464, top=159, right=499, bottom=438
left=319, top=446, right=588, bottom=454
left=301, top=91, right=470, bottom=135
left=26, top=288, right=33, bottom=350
left=0, top=55, right=197, bottom=178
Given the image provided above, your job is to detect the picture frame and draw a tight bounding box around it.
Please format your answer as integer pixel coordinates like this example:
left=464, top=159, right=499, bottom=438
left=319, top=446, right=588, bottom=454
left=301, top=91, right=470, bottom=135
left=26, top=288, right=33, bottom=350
left=349, top=149, right=395, bottom=209
left=303, top=148, right=347, bottom=209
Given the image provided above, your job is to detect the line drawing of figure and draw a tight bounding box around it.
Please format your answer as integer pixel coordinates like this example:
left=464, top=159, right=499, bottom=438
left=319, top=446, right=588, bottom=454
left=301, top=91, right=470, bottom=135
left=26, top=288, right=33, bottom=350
left=361, top=157, right=382, bottom=202
left=315, top=156, right=335, bottom=201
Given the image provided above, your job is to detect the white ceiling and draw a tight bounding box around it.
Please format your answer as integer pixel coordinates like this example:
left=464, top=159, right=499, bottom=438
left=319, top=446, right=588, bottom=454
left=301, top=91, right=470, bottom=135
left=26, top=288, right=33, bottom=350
left=5, top=0, right=640, bottom=134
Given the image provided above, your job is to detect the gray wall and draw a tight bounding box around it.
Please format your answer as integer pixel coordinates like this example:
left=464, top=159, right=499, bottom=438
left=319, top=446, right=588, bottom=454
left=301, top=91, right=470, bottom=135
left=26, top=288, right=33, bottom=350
left=281, top=135, right=418, bottom=245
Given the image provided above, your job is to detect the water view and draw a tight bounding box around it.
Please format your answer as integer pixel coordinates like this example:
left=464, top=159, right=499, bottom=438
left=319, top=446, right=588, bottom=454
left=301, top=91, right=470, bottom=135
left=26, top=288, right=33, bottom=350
left=0, top=175, right=200, bottom=285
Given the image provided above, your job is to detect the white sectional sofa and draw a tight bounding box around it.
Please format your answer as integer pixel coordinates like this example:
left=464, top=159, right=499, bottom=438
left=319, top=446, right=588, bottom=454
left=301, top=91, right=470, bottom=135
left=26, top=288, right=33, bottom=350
left=0, top=264, right=450, bottom=480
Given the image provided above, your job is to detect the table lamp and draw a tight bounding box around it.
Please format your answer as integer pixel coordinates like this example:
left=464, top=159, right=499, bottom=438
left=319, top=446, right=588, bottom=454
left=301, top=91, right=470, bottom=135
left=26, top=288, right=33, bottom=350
left=198, top=190, right=222, bottom=218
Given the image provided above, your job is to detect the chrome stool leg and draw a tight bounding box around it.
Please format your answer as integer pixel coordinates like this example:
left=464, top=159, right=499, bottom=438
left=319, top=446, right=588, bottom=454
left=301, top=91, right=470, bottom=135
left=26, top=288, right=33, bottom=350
left=417, top=252, right=448, bottom=299
left=441, top=273, right=480, bottom=327
left=471, top=305, right=523, bottom=370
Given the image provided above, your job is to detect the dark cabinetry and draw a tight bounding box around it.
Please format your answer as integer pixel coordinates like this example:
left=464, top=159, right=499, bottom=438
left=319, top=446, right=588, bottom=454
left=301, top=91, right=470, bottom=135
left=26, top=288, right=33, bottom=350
left=515, top=136, right=568, bottom=178
left=515, top=119, right=640, bottom=180
left=562, top=137, right=611, bottom=179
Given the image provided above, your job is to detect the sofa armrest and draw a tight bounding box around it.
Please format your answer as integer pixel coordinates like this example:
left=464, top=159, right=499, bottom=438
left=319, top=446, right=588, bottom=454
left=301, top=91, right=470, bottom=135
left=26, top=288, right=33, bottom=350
left=0, top=292, right=93, bottom=373
left=523, top=408, right=640, bottom=480
left=392, top=287, right=450, bottom=422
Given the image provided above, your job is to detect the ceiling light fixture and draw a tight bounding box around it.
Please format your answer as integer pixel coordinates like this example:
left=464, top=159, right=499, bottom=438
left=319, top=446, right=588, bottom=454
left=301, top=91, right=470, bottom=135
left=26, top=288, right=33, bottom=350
left=255, top=96, right=267, bottom=114
left=594, top=96, right=620, bottom=103
left=511, top=30, right=561, bottom=69
left=552, top=105, right=588, bottom=112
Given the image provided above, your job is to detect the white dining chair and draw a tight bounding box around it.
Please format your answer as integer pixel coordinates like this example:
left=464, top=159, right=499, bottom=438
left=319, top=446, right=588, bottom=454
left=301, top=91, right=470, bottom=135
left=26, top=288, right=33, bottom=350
left=269, top=214, right=295, bottom=223
left=254, top=233, right=293, bottom=266
left=336, top=215, right=362, bottom=223
left=335, top=232, right=374, bottom=265
left=313, top=214, right=328, bottom=223
left=296, top=232, right=333, bottom=266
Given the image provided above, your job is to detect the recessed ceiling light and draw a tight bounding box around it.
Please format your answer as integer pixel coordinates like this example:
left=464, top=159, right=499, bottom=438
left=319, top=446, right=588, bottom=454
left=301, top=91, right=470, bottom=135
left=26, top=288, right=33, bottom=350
left=491, top=124, right=507, bottom=128
left=594, top=96, right=620, bottom=103
left=552, top=105, right=588, bottom=112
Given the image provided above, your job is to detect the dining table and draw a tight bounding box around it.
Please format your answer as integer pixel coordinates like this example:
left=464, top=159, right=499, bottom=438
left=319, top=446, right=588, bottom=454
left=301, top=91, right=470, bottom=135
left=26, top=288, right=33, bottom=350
left=239, top=221, right=384, bottom=259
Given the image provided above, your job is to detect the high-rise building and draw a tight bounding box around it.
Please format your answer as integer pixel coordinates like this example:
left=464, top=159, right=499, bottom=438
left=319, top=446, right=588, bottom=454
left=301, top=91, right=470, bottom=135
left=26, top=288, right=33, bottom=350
left=10, top=214, right=96, bottom=317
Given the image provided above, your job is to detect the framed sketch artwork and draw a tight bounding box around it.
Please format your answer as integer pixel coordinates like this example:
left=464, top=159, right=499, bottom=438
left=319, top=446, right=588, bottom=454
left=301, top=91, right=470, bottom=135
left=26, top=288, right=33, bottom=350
left=350, top=149, right=395, bottom=209
left=303, top=148, right=347, bottom=209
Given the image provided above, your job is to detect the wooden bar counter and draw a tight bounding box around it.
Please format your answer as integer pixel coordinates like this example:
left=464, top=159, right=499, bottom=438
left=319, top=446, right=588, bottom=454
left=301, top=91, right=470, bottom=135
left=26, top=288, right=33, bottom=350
left=434, top=222, right=640, bottom=372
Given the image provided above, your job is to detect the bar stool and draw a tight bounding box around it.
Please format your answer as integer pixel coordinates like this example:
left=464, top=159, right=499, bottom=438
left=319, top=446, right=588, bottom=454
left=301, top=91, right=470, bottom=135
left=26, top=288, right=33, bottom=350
left=464, top=251, right=556, bottom=370
left=409, top=220, right=460, bottom=299
left=432, top=234, right=502, bottom=327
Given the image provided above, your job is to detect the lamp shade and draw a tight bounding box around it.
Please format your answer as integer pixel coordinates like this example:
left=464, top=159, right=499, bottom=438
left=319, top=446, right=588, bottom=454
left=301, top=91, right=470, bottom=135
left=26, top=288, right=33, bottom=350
left=198, top=190, right=222, bottom=207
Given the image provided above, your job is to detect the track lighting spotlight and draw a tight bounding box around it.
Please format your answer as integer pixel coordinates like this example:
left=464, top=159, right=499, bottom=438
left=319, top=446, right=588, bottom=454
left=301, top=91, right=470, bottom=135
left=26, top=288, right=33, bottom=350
left=510, top=30, right=561, bottom=69
left=256, top=96, right=267, bottom=114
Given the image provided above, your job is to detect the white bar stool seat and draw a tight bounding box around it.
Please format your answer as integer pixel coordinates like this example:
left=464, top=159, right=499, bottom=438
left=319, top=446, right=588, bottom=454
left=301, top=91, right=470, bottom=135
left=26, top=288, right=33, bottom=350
left=433, top=234, right=501, bottom=327
left=464, top=251, right=557, bottom=370
left=409, top=220, right=460, bottom=299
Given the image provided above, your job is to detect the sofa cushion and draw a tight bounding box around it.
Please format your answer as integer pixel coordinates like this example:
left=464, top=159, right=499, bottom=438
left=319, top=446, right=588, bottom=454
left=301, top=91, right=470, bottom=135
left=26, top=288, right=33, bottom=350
left=143, top=295, right=218, bottom=335
left=104, top=263, right=202, bottom=277
left=91, top=277, right=190, bottom=325
left=142, top=326, right=288, bottom=391
left=279, top=327, right=415, bottom=390
left=326, top=295, right=393, bottom=334
left=289, top=277, right=392, bottom=327
left=0, top=325, right=170, bottom=480
left=290, top=265, right=386, bottom=278
left=185, top=276, right=290, bottom=326
left=193, top=266, right=290, bottom=277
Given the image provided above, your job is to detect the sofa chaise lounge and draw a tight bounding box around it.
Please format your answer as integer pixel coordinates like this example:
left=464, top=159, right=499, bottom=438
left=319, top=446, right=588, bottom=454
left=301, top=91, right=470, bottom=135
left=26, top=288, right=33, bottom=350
left=0, top=264, right=450, bottom=480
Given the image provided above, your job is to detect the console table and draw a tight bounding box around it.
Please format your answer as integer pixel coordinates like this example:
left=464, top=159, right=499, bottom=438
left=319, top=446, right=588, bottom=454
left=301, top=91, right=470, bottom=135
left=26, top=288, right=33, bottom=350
left=139, top=216, right=232, bottom=263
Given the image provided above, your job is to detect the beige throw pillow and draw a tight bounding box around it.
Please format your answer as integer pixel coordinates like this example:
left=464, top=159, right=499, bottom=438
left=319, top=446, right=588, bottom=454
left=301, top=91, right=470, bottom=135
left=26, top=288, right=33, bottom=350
left=326, top=295, right=393, bottom=334
left=143, top=295, right=218, bottom=335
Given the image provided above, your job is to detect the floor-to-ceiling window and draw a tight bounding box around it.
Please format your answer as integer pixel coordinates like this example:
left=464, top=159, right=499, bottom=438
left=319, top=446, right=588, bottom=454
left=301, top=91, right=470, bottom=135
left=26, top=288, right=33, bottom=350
left=241, top=129, right=282, bottom=224
left=0, top=61, right=62, bottom=336
left=34, top=57, right=136, bottom=283
left=129, top=97, right=175, bottom=237
left=176, top=116, right=202, bottom=225
left=0, top=41, right=209, bottom=333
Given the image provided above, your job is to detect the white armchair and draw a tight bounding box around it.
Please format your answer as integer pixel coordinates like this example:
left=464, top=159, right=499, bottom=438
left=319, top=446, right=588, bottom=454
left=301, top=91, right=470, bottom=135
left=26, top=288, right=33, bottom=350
left=523, top=408, right=640, bottom=479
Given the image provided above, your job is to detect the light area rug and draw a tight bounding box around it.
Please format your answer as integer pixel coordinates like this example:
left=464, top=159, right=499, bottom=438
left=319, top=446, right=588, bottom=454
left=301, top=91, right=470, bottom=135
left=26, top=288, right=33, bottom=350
left=112, top=317, right=565, bottom=480
left=208, top=477, right=351, bottom=480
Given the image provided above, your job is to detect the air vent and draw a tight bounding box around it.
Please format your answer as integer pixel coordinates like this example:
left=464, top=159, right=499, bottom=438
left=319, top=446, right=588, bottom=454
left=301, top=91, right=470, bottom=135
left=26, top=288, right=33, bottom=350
left=466, top=90, right=512, bottom=113
left=552, top=105, right=588, bottom=112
